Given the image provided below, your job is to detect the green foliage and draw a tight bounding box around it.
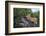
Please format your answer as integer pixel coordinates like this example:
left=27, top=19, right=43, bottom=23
left=14, top=8, right=40, bottom=27
left=33, top=11, right=40, bottom=18
left=14, top=8, right=32, bottom=25
left=14, top=8, right=32, bottom=17
left=33, top=11, right=40, bottom=25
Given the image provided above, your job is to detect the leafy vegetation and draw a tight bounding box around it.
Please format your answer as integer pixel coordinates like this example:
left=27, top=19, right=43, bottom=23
left=14, top=8, right=40, bottom=28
